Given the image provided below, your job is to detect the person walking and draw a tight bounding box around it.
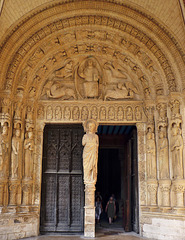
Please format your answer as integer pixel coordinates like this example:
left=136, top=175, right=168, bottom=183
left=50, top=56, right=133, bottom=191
left=95, top=197, right=102, bottom=224
left=105, top=196, right=116, bottom=224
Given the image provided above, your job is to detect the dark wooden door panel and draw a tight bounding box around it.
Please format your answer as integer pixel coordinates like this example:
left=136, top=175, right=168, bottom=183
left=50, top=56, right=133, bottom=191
left=71, top=175, right=83, bottom=228
left=40, top=174, right=56, bottom=232
left=40, top=125, right=84, bottom=233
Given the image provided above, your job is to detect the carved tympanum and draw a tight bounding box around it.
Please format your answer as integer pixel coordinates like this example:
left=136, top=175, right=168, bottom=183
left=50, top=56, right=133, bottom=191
left=40, top=55, right=141, bottom=101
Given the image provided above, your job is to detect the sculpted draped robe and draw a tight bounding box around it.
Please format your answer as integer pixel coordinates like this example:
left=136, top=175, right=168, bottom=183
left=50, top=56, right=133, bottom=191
left=82, top=132, right=99, bottom=183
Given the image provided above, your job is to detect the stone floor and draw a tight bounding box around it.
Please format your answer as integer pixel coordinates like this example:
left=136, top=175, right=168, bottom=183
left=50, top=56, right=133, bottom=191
left=24, top=218, right=147, bottom=240
left=23, top=232, right=146, bottom=240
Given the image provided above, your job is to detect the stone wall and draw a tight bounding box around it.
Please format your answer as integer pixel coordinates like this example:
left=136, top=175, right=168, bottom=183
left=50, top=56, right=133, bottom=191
left=0, top=213, right=39, bottom=240
left=143, top=217, right=185, bottom=240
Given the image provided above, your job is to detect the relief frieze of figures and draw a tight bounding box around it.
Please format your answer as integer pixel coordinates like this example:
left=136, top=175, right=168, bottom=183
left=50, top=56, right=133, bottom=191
left=37, top=103, right=144, bottom=122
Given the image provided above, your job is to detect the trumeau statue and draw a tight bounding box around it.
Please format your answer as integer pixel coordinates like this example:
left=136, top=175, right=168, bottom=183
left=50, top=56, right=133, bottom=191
left=82, top=119, right=99, bottom=184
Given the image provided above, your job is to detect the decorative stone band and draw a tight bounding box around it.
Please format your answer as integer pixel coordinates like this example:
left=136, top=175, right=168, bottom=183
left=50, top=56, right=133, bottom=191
left=36, top=101, right=146, bottom=123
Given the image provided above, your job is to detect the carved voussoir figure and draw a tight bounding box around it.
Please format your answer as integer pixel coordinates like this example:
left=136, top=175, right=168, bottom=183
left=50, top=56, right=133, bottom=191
left=82, top=119, right=99, bottom=184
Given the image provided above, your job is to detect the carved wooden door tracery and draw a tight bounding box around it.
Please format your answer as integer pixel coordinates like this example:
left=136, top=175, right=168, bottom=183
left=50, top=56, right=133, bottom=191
left=40, top=124, right=84, bottom=233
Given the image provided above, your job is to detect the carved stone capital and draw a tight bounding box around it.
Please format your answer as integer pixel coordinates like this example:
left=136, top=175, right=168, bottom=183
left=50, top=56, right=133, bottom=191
left=136, top=122, right=145, bottom=132
left=147, top=180, right=158, bottom=192
left=147, top=184, right=158, bottom=193
left=172, top=180, right=185, bottom=193
left=159, top=180, right=171, bottom=192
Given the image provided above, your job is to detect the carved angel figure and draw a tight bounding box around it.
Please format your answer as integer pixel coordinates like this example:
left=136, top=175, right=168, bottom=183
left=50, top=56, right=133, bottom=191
left=55, top=60, right=74, bottom=79
left=82, top=120, right=99, bottom=184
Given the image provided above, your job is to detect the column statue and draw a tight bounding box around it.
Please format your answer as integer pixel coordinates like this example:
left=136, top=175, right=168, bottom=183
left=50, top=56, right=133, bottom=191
left=146, top=127, right=156, bottom=179
left=0, top=123, right=9, bottom=177
left=11, top=127, right=21, bottom=179
left=158, top=126, right=169, bottom=179
left=171, top=123, right=183, bottom=179
left=82, top=119, right=99, bottom=184
left=24, top=128, right=34, bottom=179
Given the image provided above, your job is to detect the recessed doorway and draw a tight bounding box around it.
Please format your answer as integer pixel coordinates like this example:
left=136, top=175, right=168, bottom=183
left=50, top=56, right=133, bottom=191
left=96, top=125, right=139, bottom=233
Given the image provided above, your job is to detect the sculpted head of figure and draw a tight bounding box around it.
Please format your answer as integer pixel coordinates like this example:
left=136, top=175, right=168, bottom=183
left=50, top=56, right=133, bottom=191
left=159, top=126, right=165, bottom=139
left=15, top=128, right=21, bottom=137
left=83, top=119, right=99, bottom=133
left=27, top=128, right=34, bottom=139
left=172, top=123, right=178, bottom=136
left=147, top=127, right=153, bottom=139
left=87, top=59, right=93, bottom=67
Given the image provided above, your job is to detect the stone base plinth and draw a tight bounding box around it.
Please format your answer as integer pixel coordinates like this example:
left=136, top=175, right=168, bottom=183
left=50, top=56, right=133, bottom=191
left=84, top=206, right=95, bottom=238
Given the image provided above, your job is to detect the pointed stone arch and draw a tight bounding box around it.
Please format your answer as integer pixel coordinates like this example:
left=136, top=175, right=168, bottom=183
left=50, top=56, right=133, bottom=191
left=0, top=1, right=185, bottom=240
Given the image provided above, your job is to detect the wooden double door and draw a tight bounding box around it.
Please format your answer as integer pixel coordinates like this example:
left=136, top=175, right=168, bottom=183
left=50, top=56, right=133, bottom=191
left=40, top=125, right=84, bottom=233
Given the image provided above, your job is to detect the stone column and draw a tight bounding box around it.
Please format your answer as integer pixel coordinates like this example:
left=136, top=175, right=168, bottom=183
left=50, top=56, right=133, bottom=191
left=84, top=183, right=96, bottom=237
left=172, top=180, right=185, bottom=209
left=147, top=180, right=158, bottom=207
left=136, top=123, right=147, bottom=206
left=159, top=180, right=171, bottom=208
left=145, top=104, right=158, bottom=208
left=0, top=98, right=11, bottom=208
left=82, top=119, right=99, bottom=238
left=33, top=120, right=45, bottom=214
